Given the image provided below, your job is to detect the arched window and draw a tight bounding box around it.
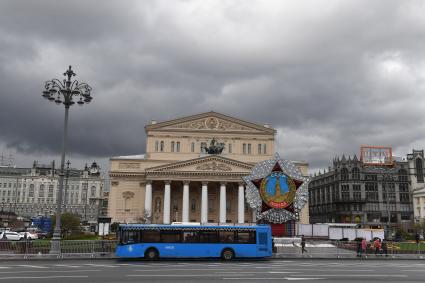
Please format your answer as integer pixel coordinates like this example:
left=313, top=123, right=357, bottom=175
left=352, top=167, right=360, bottom=180
left=340, top=169, right=348, bottom=181
left=39, top=184, right=45, bottom=197
left=417, top=158, right=424, bottom=183
left=90, top=186, right=96, bottom=197
left=160, top=141, right=164, bottom=152
left=155, top=197, right=161, bottom=213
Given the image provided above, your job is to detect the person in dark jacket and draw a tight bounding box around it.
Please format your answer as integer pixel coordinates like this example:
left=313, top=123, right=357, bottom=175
left=381, top=239, right=388, bottom=256
left=301, top=235, right=307, bottom=254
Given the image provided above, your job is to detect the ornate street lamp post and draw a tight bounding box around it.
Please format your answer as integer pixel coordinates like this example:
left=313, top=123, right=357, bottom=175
left=42, top=66, right=92, bottom=254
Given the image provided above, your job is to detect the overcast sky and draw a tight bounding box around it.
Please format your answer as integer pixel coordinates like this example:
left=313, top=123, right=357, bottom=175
left=1, top=0, right=425, bottom=174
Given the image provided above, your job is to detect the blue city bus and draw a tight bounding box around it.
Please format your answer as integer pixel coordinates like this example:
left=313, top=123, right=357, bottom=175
left=116, top=223, right=272, bottom=260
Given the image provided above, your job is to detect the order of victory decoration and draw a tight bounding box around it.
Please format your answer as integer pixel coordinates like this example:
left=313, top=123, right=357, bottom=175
left=243, top=153, right=311, bottom=223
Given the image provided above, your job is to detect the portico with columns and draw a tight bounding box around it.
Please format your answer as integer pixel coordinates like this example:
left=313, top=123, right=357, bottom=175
left=144, top=155, right=254, bottom=224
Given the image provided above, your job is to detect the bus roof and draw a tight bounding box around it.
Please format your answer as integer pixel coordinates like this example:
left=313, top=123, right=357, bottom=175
left=119, top=223, right=270, bottom=231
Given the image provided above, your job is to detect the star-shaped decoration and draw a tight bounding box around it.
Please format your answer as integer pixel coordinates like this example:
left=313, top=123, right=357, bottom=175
left=243, top=153, right=311, bottom=223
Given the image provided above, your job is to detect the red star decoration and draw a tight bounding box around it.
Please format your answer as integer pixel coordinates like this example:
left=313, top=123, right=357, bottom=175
left=251, top=162, right=304, bottom=214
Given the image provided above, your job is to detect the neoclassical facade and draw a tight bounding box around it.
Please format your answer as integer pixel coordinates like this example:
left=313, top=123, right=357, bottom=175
left=108, top=112, right=309, bottom=224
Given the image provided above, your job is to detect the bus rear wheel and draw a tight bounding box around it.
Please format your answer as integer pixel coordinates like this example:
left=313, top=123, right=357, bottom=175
left=145, top=248, right=159, bottom=260
left=221, top=248, right=234, bottom=261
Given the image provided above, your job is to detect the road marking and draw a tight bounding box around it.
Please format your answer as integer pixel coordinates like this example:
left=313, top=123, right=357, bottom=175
left=15, top=265, right=48, bottom=269
left=83, top=264, right=118, bottom=268
left=223, top=278, right=323, bottom=280
left=286, top=279, right=324, bottom=281
left=0, top=270, right=101, bottom=274
left=0, top=275, right=89, bottom=280
left=53, top=264, right=81, bottom=268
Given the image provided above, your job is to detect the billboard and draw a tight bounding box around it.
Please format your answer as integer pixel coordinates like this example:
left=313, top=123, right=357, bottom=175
left=360, top=146, right=393, bottom=165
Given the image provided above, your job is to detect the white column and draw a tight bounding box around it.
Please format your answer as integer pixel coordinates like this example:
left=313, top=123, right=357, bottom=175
left=238, top=183, right=245, bottom=224
left=219, top=182, right=227, bottom=223
left=182, top=181, right=190, bottom=223
left=163, top=181, right=171, bottom=224
left=252, top=208, right=257, bottom=223
left=144, top=181, right=152, bottom=220
left=201, top=181, right=208, bottom=224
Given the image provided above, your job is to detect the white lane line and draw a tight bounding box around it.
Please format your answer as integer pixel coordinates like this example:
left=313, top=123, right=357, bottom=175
left=15, top=265, right=48, bottom=269
left=294, top=274, right=408, bottom=278
left=132, top=268, right=235, bottom=272
left=286, top=278, right=324, bottom=281
left=219, top=271, right=300, bottom=274
left=0, top=270, right=101, bottom=275
left=222, top=277, right=326, bottom=281
left=0, top=275, right=89, bottom=280
left=83, top=264, right=118, bottom=268
left=53, top=264, right=81, bottom=268
left=128, top=274, right=219, bottom=277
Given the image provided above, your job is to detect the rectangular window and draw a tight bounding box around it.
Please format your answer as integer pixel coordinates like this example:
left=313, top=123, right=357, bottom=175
left=191, top=142, right=195, bottom=153
left=263, top=144, right=267, bottom=154
left=228, top=143, right=232, bottom=154
left=176, top=142, right=180, bottom=152
left=247, top=144, right=251, bottom=154
left=183, top=231, right=199, bottom=243
left=258, top=144, right=262, bottom=154
left=199, top=231, right=218, bottom=243
left=236, top=231, right=256, bottom=244
left=219, top=231, right=235, bottom=243
left=243, top=144, right=246, bottom=154
left=160, top=231, right=181, bottom=243
left=155, top=141, right=159, bottom=152
left=171, top=141, right=175, bottom=152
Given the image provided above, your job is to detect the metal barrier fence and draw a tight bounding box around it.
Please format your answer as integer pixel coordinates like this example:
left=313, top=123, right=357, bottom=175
left=0, top=240, right=116, bottom=258
left=274, top=239, right=425, bottom=259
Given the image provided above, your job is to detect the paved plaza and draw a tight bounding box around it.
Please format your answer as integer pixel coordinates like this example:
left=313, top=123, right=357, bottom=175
left=0, top=259, right=424, bottom=282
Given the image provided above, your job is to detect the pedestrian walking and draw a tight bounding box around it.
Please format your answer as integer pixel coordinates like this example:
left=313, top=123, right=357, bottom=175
left=361, top=238, right=367, bottom=256
left=381, top=239, right=388, bottom=257
left=356, top=238, right=362, bottom=257
left=374, top=238, right=382, bottom=255
left=301, top=235, right=308, bottom=254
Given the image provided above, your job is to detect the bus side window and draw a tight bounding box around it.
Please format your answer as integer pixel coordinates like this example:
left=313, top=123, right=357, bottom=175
left=219, top=231, right=235, bottom=243
left=142, top=230, right=160, bottom=243
left=161, top=231, right=182, bottom=243
left=236, top=231, right=256, bottom=244
left=199, top=231, right=218, bottom=243
left=183, top=231, right=199, bottom=243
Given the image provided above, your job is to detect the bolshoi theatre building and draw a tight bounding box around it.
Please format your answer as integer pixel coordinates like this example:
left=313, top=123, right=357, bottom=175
left=108, top=112, right=309, bottom=232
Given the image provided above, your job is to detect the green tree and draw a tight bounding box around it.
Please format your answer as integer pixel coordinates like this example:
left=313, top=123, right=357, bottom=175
left=51, top=213, right=81, bottom=238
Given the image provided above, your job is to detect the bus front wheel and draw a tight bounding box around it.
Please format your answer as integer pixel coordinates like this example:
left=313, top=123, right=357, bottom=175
left=221, top=248, right=234, bottom=261
left=145, top=248, right=159, bottom=260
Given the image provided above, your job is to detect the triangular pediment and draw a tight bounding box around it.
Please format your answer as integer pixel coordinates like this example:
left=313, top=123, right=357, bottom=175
left=146, top=155, right=253, bottom=173
left=145, top=111, right=275, bottom=134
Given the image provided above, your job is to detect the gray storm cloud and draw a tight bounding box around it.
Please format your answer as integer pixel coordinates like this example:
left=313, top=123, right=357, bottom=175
left=1, top=0, right=425, bottom=171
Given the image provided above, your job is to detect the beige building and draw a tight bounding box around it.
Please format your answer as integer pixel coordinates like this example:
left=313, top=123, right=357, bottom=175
left=108, top=112, right=309, bottom=225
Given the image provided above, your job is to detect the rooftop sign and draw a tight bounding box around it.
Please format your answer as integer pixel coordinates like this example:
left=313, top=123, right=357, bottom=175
left=360, top=146, right=393, bottom=166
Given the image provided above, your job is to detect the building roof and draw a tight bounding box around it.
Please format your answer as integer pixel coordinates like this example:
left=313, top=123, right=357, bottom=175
left=110, top=154, right=146, bottom=160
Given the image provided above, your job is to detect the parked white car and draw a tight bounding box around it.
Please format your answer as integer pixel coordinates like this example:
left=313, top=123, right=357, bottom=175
left=2, top=231, right=24, bottom=241
left=19, top=232, right=38, bottom=240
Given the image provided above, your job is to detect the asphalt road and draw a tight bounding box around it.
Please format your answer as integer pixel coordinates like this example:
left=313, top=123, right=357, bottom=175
left=0, top=259, right=424, bottom=282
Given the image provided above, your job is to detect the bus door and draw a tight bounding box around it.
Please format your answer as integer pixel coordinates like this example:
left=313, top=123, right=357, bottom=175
left=257, top=230, right=270, bottom=255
